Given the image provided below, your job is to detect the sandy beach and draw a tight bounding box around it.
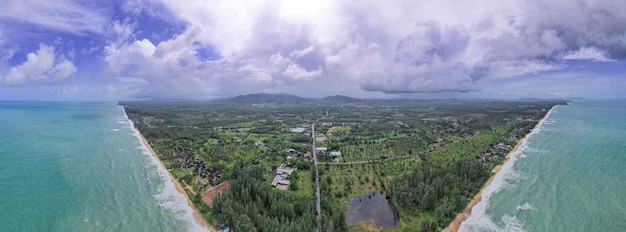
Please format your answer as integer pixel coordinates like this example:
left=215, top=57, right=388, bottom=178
left=443, top=109, right=553, bottom=232
left=127, top=117, right=216, bottom=232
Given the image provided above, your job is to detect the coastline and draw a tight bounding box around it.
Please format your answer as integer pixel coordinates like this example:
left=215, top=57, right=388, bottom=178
left=443, top=108, right=554, bottom=232
left=123, top=107, right=215, bottom=232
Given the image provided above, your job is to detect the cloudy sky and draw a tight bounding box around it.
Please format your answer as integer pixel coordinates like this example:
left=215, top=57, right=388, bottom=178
left=1, top=0, right=625, bottom=100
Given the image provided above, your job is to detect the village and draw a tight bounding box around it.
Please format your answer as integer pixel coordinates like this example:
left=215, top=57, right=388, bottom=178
left=270, top=126, right=343, bottom=191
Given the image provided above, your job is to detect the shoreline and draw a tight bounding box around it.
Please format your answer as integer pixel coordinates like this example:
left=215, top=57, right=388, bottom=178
left=123, top=107, right=216, bottom=232
left=443, top=108, right=554, bottom=232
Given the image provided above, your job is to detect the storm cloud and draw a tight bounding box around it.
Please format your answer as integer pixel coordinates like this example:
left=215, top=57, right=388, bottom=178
left=1, top=0, right=626, bottom=99
left=104, top=0, right=626, bottom=96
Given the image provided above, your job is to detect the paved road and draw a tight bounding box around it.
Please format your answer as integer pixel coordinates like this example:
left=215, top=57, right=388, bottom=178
left=311, top=121, right=321, bottom=232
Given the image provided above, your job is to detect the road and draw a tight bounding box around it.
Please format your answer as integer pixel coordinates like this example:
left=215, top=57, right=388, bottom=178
left=318, top=153, right=416, bottom=165
left=311, top=121, right=321, bottom=232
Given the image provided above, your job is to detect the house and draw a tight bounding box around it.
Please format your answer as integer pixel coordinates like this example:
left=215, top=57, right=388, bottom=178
left=496, top=143, right=506, bottom=149
left=271, top=175, right=281, bottom=186
left=275, top=163, right=295, bottom=176
left=272, top=163, right=296, bottom=190
left=254, top=141, right=264, bottom=147
left=315, top=147, right=327, bottom=153
left=232, top=136, right=240, bottom=142
left=197, top=179, right=206, bottom=187
left=289, top=127, right=306, bottom=133
left=316, top=137, right=327, bottom=142
left=331, top=151, right=341, bottom=157
left=277, top=169, right=294, bottom=177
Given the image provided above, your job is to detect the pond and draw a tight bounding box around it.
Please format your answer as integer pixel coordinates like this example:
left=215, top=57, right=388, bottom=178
left=345, top=191, right=398, bottom=227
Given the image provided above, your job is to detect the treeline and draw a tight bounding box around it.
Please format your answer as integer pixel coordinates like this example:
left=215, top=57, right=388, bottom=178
left=388, top=159, right=489, bottom=227
left=212, top=163, right=346, bottom=231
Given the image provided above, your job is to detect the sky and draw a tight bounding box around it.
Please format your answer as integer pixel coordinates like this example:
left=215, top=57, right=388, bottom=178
left=1, top=0, right=626, bottom=100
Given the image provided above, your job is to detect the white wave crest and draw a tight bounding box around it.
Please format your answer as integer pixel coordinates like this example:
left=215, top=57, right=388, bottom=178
left=460, top=213, right=526, bottom=232
left=459, top=108, right=555, bottom=232
left=120, top=106, right=208, bottom=232
left=516, top=202, right=533, bottom=211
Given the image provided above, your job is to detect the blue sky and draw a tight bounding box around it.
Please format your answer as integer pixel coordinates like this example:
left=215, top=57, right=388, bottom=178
left=1, top=0, right=626, bottom=100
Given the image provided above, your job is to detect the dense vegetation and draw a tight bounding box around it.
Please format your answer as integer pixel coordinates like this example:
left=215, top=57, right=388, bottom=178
left=211, top=163, right=346, bottom=231
left=389, top=159, right=488, bottom=227
left=120, top=94, right=566, bottom=231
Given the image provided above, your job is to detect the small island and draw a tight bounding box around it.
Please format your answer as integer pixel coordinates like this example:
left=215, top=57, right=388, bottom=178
left=121, top=94, right=566, bottom=231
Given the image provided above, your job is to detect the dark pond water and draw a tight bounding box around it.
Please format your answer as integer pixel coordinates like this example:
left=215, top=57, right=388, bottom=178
left=345, top=191, right=398, bottom=227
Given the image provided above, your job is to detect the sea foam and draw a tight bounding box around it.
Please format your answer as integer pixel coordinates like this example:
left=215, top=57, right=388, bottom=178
left=120, top=106, right=208, bottom=232
left=459, top=109, right=554, bottom=232
left=516, top=203, right=533, bottom=211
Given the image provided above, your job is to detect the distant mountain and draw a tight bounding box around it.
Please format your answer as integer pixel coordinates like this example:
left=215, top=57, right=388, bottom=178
left=123, top=93, right=570, bottom=107
left=321, top=95, right=362, bottom=103
left=211, top=93, right=313, bottom=105
left=210, top=93, right=369, bottom=105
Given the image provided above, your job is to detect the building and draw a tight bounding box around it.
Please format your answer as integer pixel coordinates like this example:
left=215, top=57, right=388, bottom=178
left=495, top=143, right=506, bottom=149
left=272, top=163, right=296, bottom=190
left=271, top=175, right=281, bottom=186
left=331, top=151, right=341, bottom=157
left=197, top=179, right=206, bottom=187
left=289, top=127, right=306, bottom=133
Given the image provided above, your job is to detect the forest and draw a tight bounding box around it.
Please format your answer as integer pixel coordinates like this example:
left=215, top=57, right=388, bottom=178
left=211, top=162, right=348, bottom=231
left=389, top=159, right=488, bottom=228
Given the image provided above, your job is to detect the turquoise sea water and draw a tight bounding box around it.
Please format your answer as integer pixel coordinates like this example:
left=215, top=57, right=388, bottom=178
left=461, top=100, right=626, bottom=231
left=0, top=102, right=204, bottom=232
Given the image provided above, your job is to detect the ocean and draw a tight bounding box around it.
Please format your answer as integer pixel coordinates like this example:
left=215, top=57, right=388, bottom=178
left=460, top=99, right=626, bottom=232
left=3, top=100, right=624, bottom=232
left=0, top=102, right=205, bottom=232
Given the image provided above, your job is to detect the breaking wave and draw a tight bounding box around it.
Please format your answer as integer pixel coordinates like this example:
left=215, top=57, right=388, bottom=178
left=459, top=109, right=554, bottom=232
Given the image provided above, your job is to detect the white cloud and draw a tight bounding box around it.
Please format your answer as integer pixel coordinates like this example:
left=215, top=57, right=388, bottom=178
left=108, top=20, right=137, bottom=44
left=48, top=60, right=77, bottom=80
left=289, top=45, right=315, bottom=60
left=563, top=47, right=613, bottom=62
left=2, top=44, right=77, bottom=85
left=282, top=63, right=322, bottom=79
left=0, top=0, right=107, bottom=35
left=0, top=45, right=18, bottom=71
left=105, top=39, right=157, bottom=74
left=100, top=0, right=626, bottom=97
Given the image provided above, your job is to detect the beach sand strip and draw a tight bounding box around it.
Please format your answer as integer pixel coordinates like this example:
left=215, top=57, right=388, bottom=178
left=443, top=109, right=553, bottom=232
left=128, top=117, right=216, bottom=232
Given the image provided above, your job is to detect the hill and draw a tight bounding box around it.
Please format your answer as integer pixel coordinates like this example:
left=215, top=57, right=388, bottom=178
left=211, top=93, right=313, bottom=105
